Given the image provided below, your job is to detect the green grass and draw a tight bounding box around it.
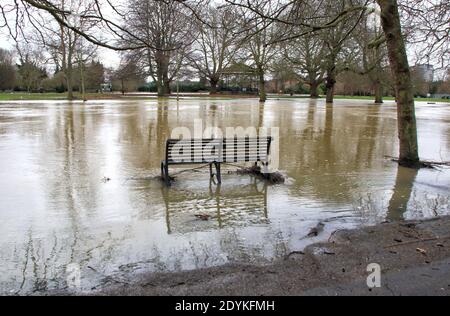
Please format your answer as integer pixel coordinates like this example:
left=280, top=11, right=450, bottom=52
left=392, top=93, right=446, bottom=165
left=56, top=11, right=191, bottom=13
left=1, top=92, right=449, bottom=103
left=332, top=95, right=450, bottom=103
left=0, top=92, right=70, bottom=101
left=269, top=94, right=450, bottom=103
left=0, top=92, right=237, bottom=101
left=0, top=92, right=128, bottom=101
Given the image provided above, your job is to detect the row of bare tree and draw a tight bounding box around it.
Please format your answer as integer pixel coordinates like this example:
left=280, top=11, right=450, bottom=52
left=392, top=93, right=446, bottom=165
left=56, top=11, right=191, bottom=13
left=0, top=0, right=449, bottom=167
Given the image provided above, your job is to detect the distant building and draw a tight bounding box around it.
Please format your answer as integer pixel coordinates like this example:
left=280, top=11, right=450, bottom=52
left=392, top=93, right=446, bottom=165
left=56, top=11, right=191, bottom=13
left=413, top=64, right=434, bottom=82
left=220, top=63, right=259, bottom=94
left=100, top=82, right=112, bottom=93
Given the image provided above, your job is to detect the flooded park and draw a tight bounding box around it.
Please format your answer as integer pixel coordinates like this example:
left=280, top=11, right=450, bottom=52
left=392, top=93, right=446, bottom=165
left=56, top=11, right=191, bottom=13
left=0, top=98, right=449, bottom=294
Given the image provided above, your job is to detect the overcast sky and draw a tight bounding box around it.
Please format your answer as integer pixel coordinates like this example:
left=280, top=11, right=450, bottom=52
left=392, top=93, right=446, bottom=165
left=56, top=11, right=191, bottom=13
left=0, top=30, right=121, bottom=69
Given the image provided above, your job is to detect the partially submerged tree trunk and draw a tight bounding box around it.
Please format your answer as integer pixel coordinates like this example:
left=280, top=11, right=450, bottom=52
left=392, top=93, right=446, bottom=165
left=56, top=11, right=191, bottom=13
left=310, top=81, right=320, bottom=98
left=377, top=0, right=420, bottom=167
left=157, top=81, right=166, bottom=97
left=209, top=78, right=219, bottom=95
left=164, top=80, right=171, bottom=95
left=258, top=69, right=267, bottom=103
left=325, top=70, right=336, bottom=104
left=374, top=79, right=383, bottom=104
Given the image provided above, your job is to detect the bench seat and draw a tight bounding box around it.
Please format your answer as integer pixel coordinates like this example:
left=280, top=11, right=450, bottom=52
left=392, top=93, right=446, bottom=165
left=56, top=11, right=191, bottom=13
left=161, top=137, right=272, bottom=185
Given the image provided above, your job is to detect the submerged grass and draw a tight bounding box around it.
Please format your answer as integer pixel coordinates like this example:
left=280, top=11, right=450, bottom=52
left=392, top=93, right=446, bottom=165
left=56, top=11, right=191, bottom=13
left=0, top=92, right=448, bottom=103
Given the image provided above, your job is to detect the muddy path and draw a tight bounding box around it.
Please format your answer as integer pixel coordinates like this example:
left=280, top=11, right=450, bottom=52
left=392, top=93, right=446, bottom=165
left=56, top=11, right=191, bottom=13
left=81, top=216, right=450, bottom=296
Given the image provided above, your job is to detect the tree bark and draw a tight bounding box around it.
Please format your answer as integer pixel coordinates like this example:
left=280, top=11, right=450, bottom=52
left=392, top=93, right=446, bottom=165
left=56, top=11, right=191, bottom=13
left=210, top=79, right=219, bottom=95
left=374, top=80, right=383, bottom=104
left=310, top=81, right=319, bottom=98
left=377, top=0, right=420, bottom=167
left=79, top=57, right=86, bottom=102
left=164, top=80, right=171, bottom=95
left=325, top=72, right=336, bottom=104
left=157, top=81, right=166, bottom=97
left=66, top=57, right=74, bottom=101
left=258, top=69, right=267, bottom=103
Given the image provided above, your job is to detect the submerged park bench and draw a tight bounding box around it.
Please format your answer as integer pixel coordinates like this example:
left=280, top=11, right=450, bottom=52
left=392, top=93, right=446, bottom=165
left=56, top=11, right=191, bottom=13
left=161, top=137, right=273, bottom=186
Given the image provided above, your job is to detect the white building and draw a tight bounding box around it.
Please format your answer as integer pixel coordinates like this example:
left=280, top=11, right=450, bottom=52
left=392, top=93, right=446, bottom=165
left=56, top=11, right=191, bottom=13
left=414, top=64, right=434, bottom=82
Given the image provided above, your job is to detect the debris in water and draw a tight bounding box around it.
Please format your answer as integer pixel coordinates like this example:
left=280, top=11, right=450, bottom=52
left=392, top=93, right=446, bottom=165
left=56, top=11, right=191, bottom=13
left=306, top=222, right=325, bottom=238
left=236, top=166, right=286, bottom=184
left=195, top=214, right=212, bottom=221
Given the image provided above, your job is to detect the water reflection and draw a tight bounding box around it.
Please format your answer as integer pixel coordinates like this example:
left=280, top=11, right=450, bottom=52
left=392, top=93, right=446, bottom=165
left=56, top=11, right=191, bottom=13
left=0, top=99, right=449, bottom=294
left=387, top=167, right=419, bottom=221
left=163, top=179, right=268, bottom=235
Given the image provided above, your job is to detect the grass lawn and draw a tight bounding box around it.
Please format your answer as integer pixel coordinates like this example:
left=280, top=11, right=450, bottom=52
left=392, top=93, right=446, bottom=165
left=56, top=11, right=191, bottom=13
left=0, top=92, right=449, bottom=103
left=0, top=92, right=70, bottom=101
left=0, top=92, right=122, bottom=101
left=270, top=94, right=450, bottom=103
left=332, top=95, right=450, bottom=103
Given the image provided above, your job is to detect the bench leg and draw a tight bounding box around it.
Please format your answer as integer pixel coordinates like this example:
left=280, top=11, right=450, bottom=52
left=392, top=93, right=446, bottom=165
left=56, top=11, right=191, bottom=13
left=214, top=162, right=222, bottom=184
left=209, top=163, right=214, bottom=180
left=161, top=161, right=171, bottom=186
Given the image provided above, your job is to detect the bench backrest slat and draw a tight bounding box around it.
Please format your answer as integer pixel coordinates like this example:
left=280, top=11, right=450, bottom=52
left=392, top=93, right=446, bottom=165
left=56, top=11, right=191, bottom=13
left=165, top=137, right=272, bottom=164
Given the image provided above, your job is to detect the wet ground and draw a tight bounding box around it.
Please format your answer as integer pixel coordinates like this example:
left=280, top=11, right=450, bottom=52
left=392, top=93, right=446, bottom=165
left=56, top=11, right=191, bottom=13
left=0, top=98, right=449, bottom=295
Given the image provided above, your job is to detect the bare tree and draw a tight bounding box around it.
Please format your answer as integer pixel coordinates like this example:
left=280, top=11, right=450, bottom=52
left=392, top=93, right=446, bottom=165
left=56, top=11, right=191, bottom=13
left=284, top=34, right=326, bottom=98
left=113, top=59, right=146, bottom=95
left=348, top=12, right=390, bottom=103
left=400, top=0, right=450, bottom=71
left=123, top=0, right=194, bottom=96
left=238, top=1, right=279, bottom=102
left=0, top=0, right=205, bottom=51
left=189, top=3, right=243, bottom=94
left=316, top=0, right=370, bottom=104
left=75, top=35, right=98, bottom=101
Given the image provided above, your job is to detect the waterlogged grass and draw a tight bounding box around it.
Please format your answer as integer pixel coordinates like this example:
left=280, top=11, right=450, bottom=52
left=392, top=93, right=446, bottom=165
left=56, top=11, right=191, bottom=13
left=0, top=92, right=70, bottom=101
left=269, top=94, right=450, bottom=103
left=1, top=92, right=449, bottom=103
left=0, top=92, right=121, bottom=101
left=332, top=95, right=450, bottom=103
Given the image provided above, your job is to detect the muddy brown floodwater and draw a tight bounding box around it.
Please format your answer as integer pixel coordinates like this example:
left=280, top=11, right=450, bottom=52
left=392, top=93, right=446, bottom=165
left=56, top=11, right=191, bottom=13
left=0, top=98, right=449, bottom=295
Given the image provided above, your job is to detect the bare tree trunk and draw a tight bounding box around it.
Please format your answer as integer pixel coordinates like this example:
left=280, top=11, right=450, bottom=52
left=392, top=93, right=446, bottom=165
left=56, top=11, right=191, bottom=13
left=67, top=58, right=74, bottom=101
left=79, top=57, right=86, bottom=102
left=377, top=0, right=420, bottom=167
left=325, top=72, right=335, bottom=104
left=157, top=81, right=165, bottom=97
left=258, top=69, right=267, bottom=103
left=210, top=79, right=219, bottom=95
left=310, top=81, right=319, bottom=98
left=66, top=40, right=74, bottom=101
left=164, top=80, right=171, bottom=95
left=374, top=80, right=383, bottom=104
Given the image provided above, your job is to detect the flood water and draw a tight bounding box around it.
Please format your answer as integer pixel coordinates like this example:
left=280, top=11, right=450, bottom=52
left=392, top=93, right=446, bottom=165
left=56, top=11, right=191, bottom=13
left=0, top=98, right=449, bottom=294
